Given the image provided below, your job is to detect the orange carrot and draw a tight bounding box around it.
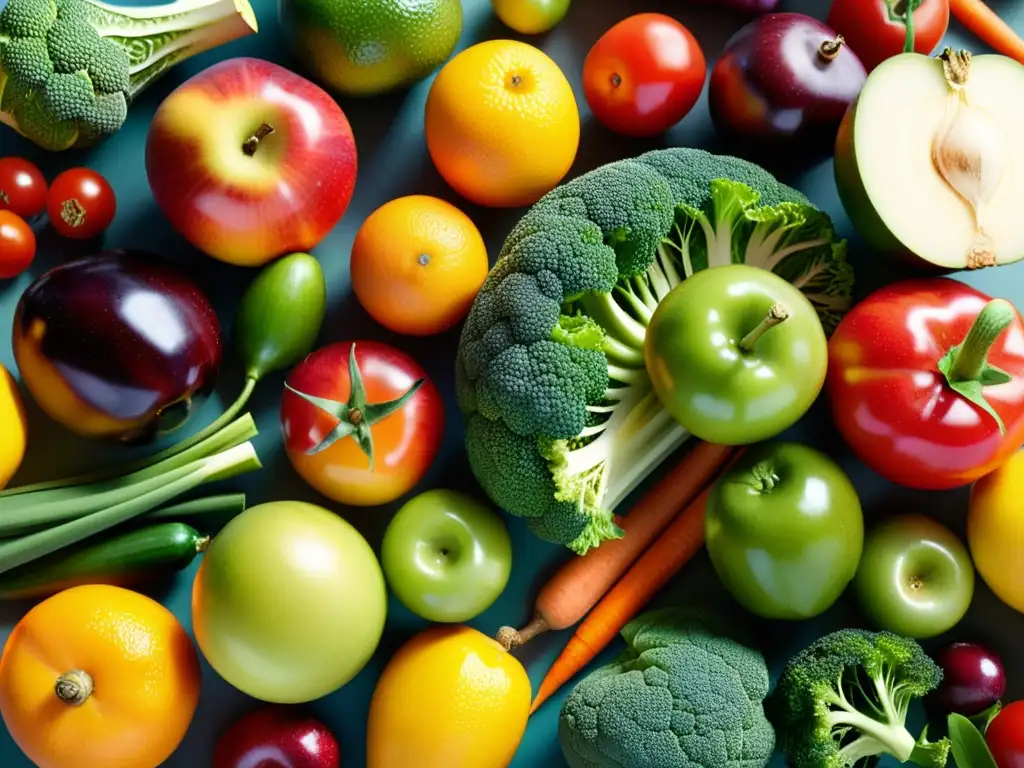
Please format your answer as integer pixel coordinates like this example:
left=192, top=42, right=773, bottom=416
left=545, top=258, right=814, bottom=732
left=529, top=471, right=731, bottom=715
left=950, top=0, right=1024, bottom=64
left=495, top=442, right=735, bottom=652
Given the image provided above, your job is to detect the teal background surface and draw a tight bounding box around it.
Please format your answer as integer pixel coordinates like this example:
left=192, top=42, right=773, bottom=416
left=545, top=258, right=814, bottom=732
left=2, top=0, right=1024, bottom=765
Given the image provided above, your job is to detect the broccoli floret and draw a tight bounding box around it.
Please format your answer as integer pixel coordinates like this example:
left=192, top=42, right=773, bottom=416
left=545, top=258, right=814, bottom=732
left=559, top=608, right=775, bottom=768
left=769, top=629, right=951, bottom=768
left=457, top=147, right=854, bottom=554
left=0, top=0, right=257, bottom=150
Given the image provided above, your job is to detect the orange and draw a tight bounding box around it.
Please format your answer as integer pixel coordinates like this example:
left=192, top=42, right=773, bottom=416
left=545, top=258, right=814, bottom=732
left=366, top=625, right=531, bottom=768
left=0, top=363, right=27, bottom=489
left=969, top=450, right=1024, bottom=614
left=350, top=195, right=489, bottom=336
left=0, top=584, right=202, bottom=768
left=425, top=39, right=580, bottom=208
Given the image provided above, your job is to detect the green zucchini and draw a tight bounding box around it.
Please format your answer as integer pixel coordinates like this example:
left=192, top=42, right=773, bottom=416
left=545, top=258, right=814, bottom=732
left=0, top=522, right=210, bottom=600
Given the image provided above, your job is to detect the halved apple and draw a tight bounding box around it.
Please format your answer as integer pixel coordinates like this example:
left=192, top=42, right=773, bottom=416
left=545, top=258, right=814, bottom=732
left=835, top=50, right=1024, bottom=270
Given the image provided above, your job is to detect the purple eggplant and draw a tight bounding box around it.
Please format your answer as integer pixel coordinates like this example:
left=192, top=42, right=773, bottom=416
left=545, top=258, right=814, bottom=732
left=925, top=642, right=1006, bottom=718
left=12, top=250, right=222, bottom=444
left=691, top=0, right=782, bottom=12
left=708, top=12, right=867, bottom=151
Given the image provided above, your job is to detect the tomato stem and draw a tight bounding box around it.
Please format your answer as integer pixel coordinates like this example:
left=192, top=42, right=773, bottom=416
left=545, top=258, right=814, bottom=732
left=888, top=0, right=923, bottom=53
left=739, top=303, right=789, bottom=352
left=948, top=299, right=1015, bottom=381
left=55, top=670, right=93, bottom=706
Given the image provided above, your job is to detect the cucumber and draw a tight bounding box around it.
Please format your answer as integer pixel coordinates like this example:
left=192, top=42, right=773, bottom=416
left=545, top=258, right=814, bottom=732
left=0, top=522, right=209, bottom=600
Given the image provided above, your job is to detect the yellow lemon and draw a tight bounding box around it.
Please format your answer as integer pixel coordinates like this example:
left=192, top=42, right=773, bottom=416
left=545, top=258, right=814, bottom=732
left=0, top=364, right=27, bottom=489
left=366, top=625, right=531, bottom=768
left=969, top=450, right=1024, bottom=614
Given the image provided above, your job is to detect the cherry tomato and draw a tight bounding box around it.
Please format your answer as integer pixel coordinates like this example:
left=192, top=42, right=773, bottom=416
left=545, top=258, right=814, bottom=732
left=987, top=701, right=1024, bottom=768
left=827, top=0, right=949, bottom=72
left=583, top=13, right=707, bottom=138
left=0, top=211, right=36, bottom=279
left=46, top=168, right=116, bottom=240
left=0, top=158, right=47, bottom=220
left=281, top=340, right=444, bottom=506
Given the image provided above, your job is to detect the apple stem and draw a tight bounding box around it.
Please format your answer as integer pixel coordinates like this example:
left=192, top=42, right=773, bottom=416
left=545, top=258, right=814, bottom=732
left=818, top=35, right=845, bottom=62
left=55, top=670, right=93, bottom=707
left=939, top=47, right=972, bottom=91
left=739, top=303, right=789, bottom=352
left=497, top=615, right=550, bottom=651
left=242, top=122, right=275, bottom=157
left=610, top=73, right=622, bottom=88
left=947, top=299, right=1015, bottom=382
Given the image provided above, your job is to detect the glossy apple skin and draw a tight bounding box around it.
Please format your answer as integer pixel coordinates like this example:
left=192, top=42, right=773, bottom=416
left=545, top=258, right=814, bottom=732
left=146, top=57, right=358, bottom=267
left=925, top=643, right=1006, bottom=718
left=381, top=489, right=512, bottom=623
left=12, top=250, right=221, bottom=443
left=213, top=706, right=340, bottom=768
left=709, top=13, right=866, bottom=150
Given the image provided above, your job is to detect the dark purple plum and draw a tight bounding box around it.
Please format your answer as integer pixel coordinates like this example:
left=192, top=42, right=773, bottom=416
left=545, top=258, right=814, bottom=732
left=694, top=0, right=782, bottom=12
left=708, top=12, right=867, bottom=151
left=12, top=250, right=222, bottom=444
left=925, top=642, right=1006, bottom=718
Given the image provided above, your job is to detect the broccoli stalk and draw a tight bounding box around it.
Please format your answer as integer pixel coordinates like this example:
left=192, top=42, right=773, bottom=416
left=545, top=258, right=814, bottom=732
left=770, top=629, right=951, bottom=768
left=0, top=0, right=258, bottom=150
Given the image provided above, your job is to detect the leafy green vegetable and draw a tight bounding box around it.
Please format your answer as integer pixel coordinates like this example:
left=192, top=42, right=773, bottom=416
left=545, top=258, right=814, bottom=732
left=769, top=628, right=951, bottom=768
left=558, top=607, right=775, bottom=768
left=456, top=147, right=852, bottom=554
left=0, top=0, right=258, bottom=150
left=948, top=714, right=997, bottom=768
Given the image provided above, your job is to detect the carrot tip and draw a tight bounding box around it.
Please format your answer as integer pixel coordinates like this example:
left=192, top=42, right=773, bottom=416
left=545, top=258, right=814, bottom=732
left=496, top=626, right=521, bottom=652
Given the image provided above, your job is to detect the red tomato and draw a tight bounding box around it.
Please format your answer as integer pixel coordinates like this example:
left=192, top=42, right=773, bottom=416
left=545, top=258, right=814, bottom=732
left=46, top=168, right=116, bottom=240
left=583, top=13, right=707, bottom=138
left=826, top=278, right=1024, bottom=491
left=0, top=158, right=47, bottom=220
left=281, top=340, right=444, bottom=506
left=987, top=701, right=1024, bottom=768
left=827, top=0, right=949, bottom=71
left=0, top=211, right=36, bottom=279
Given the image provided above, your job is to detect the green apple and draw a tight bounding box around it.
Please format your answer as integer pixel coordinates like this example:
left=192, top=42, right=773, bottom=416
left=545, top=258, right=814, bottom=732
left=645, top=263, right=828, bottom=445
left=854, top=514, right=975, bottom=639
left=382, top=489, right=512, bottom=623
left=192, top=501, right=387, bottom=704
left=835, top=51, right=1024, bottom=270
left=705, top=442, right=864, bottom=620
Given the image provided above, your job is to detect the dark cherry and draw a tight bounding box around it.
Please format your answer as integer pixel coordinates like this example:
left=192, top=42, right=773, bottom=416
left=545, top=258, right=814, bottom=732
left=213, top=706, right=341, bottom=768
left=925, top=642, right=1006, bottom=718
left=708, top=12, right=867, bottom=151
left=12, top=249, right=221, bottom=444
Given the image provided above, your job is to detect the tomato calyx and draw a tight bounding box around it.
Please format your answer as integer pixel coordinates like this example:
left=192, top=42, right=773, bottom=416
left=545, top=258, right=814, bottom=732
left=284, top=343, right=425, bottom=470
left=937, top=298, right=1016, bottom=434
left=885, top=0, right=924, bottom=52
left=60, top=199, right=87, bottom=228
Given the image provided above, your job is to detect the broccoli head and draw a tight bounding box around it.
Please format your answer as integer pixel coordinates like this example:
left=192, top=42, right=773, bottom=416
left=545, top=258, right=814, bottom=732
left=769, top=629, right=951, bottom=768
left=456, top=147, right=854, bottom=554
left=0, top=0, right=258, bottom=150
left=558, top=608, right=775, bottom=768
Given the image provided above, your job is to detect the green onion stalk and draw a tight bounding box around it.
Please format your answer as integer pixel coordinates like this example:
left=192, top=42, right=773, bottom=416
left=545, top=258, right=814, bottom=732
left=0, top=253, right=327, bottom=570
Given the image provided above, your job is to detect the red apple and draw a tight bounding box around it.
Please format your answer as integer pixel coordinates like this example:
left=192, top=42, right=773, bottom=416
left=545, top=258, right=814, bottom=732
left=146, top=57, right=357, bottom=268
left=213, top=706, right=340, bottom=768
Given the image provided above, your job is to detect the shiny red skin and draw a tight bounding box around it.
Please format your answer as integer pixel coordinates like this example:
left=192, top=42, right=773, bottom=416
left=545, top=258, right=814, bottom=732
left=925, top=642, right=1006, bottom=718
left=46, top=168, right=116, bottom=240
left=582, top=13, right=707, bottom=138
left=0, top=157, right=47, bottom=219
left=12, top=250, right=221, bottom=443
left=826, top=279, right=1024, bottom=491
left=0, top=210, right=36, bottom=278
left=708, top=13, right=866, bottom=148
left=281, top=340, right=444, bottom=506
left=146, top=57, right=357, bottom=267
left=827, top=0, right=949, bottom=72
left=987, top=701, right=1024, bottom=768
left=213, top=707, right=340, bottom=768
